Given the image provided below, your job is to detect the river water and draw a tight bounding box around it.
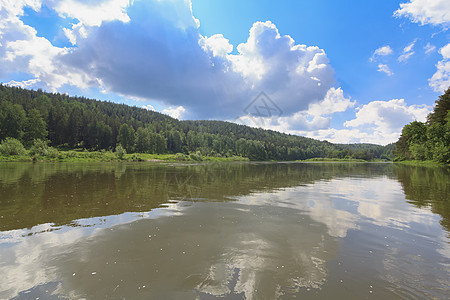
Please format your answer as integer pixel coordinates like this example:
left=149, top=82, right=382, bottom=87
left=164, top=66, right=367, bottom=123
left=0, top=162, right=448, bottom=299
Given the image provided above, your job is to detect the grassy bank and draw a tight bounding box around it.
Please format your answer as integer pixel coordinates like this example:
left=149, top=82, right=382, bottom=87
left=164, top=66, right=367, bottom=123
left=0, top=150, right=249, bottom=163
left=297, top=157, right=383, bottom=163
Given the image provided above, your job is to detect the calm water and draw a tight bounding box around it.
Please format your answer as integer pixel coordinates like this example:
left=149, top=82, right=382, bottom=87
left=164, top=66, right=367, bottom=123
left=0, top=162, right=449, bottom=299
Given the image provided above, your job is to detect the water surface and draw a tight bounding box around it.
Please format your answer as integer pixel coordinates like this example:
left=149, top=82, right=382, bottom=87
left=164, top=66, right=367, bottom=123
left=0, top=162, right=448, bottom=299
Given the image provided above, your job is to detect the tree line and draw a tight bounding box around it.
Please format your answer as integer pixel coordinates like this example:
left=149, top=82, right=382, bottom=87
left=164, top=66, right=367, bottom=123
left=0, top=84, right=393, bottom=161
left=396, top=88, right=449, bottom=164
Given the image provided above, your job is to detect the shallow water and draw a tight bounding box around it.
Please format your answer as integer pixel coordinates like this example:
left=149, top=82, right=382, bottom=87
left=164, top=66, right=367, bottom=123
left=0, top=162, right=448, bottom=299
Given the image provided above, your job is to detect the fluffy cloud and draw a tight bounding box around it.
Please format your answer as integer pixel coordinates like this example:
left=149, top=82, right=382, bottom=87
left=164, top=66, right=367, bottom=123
left=371, top=45, right=393, bottom=61
left=54, top=3, right=335, bottom=119
left=342, top=99, right=431, bottom=144
left=429, top=43, right=450, bottom=92
left=235, top=88, right=354, bottom=132
left=0, top=0, right=352, bottom=138
left=394, top=0, right=450, bottom=26
left=162, top=105, right=186, bottom=119
left=377, top=64, right=394, bottom=76
left=0, top=0, right=98, bottom=89
left=283, top=99, right=430, bottom=145
left=199, top=34, right=233, bottom=57
left=46, top=0, right=131, bottom=27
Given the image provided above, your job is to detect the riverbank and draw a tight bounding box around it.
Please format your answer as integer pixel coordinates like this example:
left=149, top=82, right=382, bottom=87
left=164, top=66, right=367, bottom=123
left=394, top=160, right=449, bottom=167
left=297, top=157, right=388, bottom=163
left=0, top=150, right=249, bottom=163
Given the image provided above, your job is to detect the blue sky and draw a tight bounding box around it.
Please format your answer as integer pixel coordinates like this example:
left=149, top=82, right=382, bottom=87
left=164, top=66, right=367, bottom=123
left=0, top=0, right=449, bottom=144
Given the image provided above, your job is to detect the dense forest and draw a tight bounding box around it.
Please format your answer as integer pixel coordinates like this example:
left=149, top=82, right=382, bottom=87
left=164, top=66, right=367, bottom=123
left=0, top=84, right=393, bottom=161
left=396, top=88, right=450, bottom=164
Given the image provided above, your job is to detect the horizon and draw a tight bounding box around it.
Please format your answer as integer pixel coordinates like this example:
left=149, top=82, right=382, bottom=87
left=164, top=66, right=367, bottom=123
left=1, top=0, right=449, bottom=145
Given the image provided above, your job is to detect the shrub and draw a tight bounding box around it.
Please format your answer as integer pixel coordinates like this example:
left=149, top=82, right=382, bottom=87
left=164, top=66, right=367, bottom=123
left=29, top=139, right=58, bottom=157
left=0, top=138, right=26, bottom=156
left=189, top=151, right=203, bottom=161
left=174, top=153, right=189, bottom=161
left=115, top=144, right=126, bottom=160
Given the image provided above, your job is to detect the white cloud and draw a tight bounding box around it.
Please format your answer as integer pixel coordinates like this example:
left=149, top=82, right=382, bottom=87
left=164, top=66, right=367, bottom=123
left=424, top=42, right=436, bottom=54
left=200, top=34, right=233, bottom=57
left=394, top=0, right=450, bottom=26
left=398, top=41, right=416, bottom=62
left=371, top=45, right=393, bottom=61
left=307, top=87, right=355, bottom=116
left=6, top=78, right=39, bottom=88
left=226, top=21, right=334, bottom=115
left=295, top=97, right=432, bottom=145
left=440, top=42, right=450, bottom=59
left=0, top=1, right=337, bottom=121
left=232, top=87, right=354, bottom=133
left=429, top=42, right=450, bottom=92
left=1, top=0, right=369, bottom=145
left=0, top=0, right=99, bottom=90
left=162, top=106, right=186, bottom=119
left=47, top=0, right=131, bottom=27
left=398, top=52, right=414, bottom=62
left=58, top=11, right=335, bottom=119
left=377, top=64, right=394, bottom=76
left=339, top=99, right=431, bottom=144
left=142, top=104, right=155, bottom=111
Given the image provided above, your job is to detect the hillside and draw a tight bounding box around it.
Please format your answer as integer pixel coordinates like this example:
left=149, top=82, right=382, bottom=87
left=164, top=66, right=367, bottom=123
left=0, top=84, right=393, bottom=161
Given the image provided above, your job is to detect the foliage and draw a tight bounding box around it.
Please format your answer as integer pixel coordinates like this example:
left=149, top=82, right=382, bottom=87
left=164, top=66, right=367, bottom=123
left=24, top=109, right=48, bottom=146
left=0, top=137, right=26, bottom=156
left=29, top=139, right=58, bottom=157
left=396, top=87, right=450, bottom=164
left=115, top=144, right=126, bottom=160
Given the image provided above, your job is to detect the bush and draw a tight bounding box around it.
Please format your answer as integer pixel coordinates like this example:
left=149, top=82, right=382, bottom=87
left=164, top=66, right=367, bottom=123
left=174, top=153, right=189, bottom=161
left=115, top=144, right=126, bottom=160
left=29, top=139, right=58, bottom=157
left=189, top=151, right=203, bottom=161
left=0, top=138, right=26, bottom=156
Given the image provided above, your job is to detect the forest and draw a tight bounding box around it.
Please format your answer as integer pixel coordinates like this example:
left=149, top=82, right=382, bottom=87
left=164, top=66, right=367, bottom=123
left=396, top=88, right=450, bottom=164
left=0, top=84, right=394, bottom=161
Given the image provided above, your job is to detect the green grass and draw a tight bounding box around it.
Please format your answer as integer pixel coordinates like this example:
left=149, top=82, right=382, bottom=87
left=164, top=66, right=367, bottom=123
left=0, top=150, right=249, bottom=163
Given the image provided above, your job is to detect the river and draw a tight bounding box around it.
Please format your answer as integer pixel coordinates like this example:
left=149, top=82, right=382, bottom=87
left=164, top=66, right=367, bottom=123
left=0, top=162, right=448, bottom=299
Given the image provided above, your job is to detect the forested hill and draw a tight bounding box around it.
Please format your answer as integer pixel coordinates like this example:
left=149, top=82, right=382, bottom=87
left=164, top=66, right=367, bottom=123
left=0, top=84, right=392, bottom=161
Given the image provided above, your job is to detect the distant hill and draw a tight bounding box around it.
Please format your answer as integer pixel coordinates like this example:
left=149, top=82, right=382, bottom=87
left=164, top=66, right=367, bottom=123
left=0, top=84, right=393, bottom=161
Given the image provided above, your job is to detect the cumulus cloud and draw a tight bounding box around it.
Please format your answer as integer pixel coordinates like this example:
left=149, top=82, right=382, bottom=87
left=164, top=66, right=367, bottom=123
left=394, top=0, right=450, bottom=26
left=200, top=34, right=233, bottom=57
left=377, top=64, right=394, bottom=76
left=47, top=0, right=132, bottom=27
left=0, top=0, right=349, bottom=136
left=429, top=43, right=450, bottom=92
left=341, top=99, right=431, bottom=144
left=307, top=87, right=355, bottom=117
left=371, top=45, right=393, bottom=61
left=162, top=106, right=186, bottom=119
left=55, top=4, right=335, bottom=119
left=234, top=87, right=354, bottom=132
left=398, top=41, right=416, bottom=62
left=0, top=0, right=98, bottom=89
